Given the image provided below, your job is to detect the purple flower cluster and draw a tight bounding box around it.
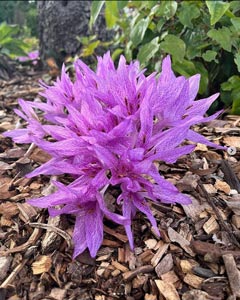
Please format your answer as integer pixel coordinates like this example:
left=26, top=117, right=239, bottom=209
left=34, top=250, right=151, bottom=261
left=4, top=52, right=224, bottom=257
left=18, top=50, right=39, bottom=65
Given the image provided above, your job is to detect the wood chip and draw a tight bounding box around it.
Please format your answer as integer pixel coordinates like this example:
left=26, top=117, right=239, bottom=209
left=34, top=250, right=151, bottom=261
left=0, top=256, right=12, bottom=281
left=182, top=290, right=211, bottom=300
left=155, top=253, right=173, bottom=277
left=132, top=275, right=145, bottom=289
left=151, top=242, right=169, bottom=267
left=138, top=249, right=154, bottom=264
left=221, top=160, right=240, bottom=193
left=104, top=225, right=128, bottom=243
left=214, top=179, right=231, bottom=194
left=161, top=271, right=179, bottom=284
left=144, top=294, right=157, bottom=300
left=232, top=214, right=240, bottom=229
left=191, top=240, right=240, bottom=260
left=0, top=182, right=16, bottom=200
left=96, top=262, right=110, bottom=277
left=111, top=269, right=121, bottom=277
left=144, top=239, right=158, bottom=250
left=0, top=202, right=18, bottom=218
left=102, top=239, right=121, bottom=247
left=41, top=216, right=63, bottom=253
left=180, top=260, right=198, bottom=274
left=203, top=216, right=219, bottom=234
left=167, top=228, right=195, bottom=256
left=222, top=253, right=240, bottom=297
left=0, top=258, right=28, bottom=288
left=111, top=260, right=129, bottom=272
left=118, top=247, right=125, bottom=263
left=32, top=255, right=52, bottom=275
left=29, top=147, right=51, bottom=163
left=16, top=202, right=38, bottom=222
left=123, top=265, right=154, bottom=281
left=202, top=184, right=217, bottom=194
left=195, top=143, right=208, bottom=152
left=155, top=280, right=180, bottom=300
left=181, top=195, right=207, bottom=222
left=29, top=220, right=72, bottom=249
left=0, top=216, right=43, bottom=255
left=48, top=288, right=67, bottom=300
left=223, top=136, right=240, bottom=148
left=183, top=273, right=203, bottom=288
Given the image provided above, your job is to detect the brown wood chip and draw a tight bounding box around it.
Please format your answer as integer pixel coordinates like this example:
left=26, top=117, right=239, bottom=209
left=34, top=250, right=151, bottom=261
left=155, top=280, right=180, bottom=300
left=222, top=253, right=240, bottom=297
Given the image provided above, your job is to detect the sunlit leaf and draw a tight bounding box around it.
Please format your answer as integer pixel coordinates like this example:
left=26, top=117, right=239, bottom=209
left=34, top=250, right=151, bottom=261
left=202, top=50, right=218, bottom=62
left=178, top=3, right=200, bottom=28
left=157, top=1, right=178, bottom=20
left=160, top=34, right=186, bottom=62
left=81, top=40, right=100, bottom=57
left=112, top=48, right=123, bottom=61
left=231, top=17, right=240, bottom=31
left=206, top=1, right=230, bottom=25
left=89, top=1, right=105, bottom=30
left=130, top=17, right=150, bottom=47
left=234, top=52, right=240, bottom=72
left=207, top=27, right=232, bottom=52
left=137, top=37, right=159, bottom=66
left=105, top=1, right=119, bottom=28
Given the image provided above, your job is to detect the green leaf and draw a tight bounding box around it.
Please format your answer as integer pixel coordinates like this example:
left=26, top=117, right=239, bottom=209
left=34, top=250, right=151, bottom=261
left=137, top=37, right=159, bottom=67
left=81, top=40, right=100, bottom=57
left=130, top=17, right=150, bottom=47
left=144, top=1, right=158, bottom=9
left=173, top=59, right=196, bottom=77
left=112, top=48, right=123, bottom=61
left=89, top=1, right=105, bottom=30
left=125, top=41, right=133, bottom=61
left=229, top=1, right=240, bottom=14
left=117, top=1, right=128, bottom=10
left=231, top=17, right=240, bottom=31
left=195, top=62, right=209, bottom=94
left=178, top=3, right=200, bottom=28
left=206, top=1, right=230, bottom=25
left=173, top=59, right=208, bottom=94
left=207, top=27, right=232, bottom=52
left=159, top=34, right=186, bottom=62
left=234, top=52, right=240, bottom=72
left=0, top=22, right=19, bottom=42
left=105, top=1, right=119, bottom=28
left=221, top=76, right=240, bottom=91
left=156, top=19, right=165, bottom=32
left=232, top=96, right=240, bottom=114
left=157, top=1, right=178, bottom=20
left=3, top=39, right=27, bottom=57
left=202, top=50, right=218, bottom=62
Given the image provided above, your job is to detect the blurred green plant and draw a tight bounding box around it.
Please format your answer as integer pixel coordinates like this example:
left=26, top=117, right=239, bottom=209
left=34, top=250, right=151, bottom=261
left=90, top=0, right=240, bottom=115
left=0, top=1, right=38, bottom=37
left=0, top=22, right=30, bottom=58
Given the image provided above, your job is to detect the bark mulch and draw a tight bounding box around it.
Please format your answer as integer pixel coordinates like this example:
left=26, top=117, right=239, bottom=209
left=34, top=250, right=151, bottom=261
left=0, top=69, right=240, bottom=300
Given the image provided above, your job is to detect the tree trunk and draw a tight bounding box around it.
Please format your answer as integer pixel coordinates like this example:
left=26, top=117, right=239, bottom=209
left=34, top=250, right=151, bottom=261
left=37, top=0, right=110, bottom=66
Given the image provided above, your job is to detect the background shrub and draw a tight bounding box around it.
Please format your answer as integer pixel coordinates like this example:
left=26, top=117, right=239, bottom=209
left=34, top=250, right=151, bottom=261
left=90, top=0, right=240, bottom=115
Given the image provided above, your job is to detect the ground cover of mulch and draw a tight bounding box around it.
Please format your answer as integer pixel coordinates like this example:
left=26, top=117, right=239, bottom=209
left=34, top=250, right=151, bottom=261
left=0, top=68, right=240, bottom=300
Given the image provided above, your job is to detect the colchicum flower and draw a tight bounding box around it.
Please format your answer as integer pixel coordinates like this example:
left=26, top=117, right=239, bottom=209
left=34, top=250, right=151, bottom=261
left=4, top=52, right=225, bottom=257
left=18, top=50, right=39, bottom=65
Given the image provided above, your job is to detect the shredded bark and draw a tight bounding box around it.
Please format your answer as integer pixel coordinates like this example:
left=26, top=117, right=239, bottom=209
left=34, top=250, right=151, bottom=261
left=0, top=70, right=240, bottom=299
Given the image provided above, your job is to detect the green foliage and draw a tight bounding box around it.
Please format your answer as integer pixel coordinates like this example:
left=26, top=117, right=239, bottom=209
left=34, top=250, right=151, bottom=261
left=90, top=1, right=105, bottom=30
left=0, top=22, right=30, bottom=58
left=0, top=1, right=38, bottom=37
left=206, top=1, right=230, bottom=25
left=89, top=0, right=240, bottom=115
